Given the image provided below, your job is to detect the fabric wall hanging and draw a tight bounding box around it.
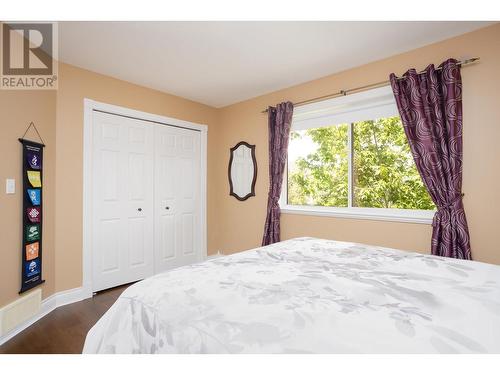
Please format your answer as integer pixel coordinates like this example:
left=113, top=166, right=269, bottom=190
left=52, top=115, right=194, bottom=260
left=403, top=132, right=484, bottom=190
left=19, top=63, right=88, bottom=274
left=19, top=122, right=45, bottom=293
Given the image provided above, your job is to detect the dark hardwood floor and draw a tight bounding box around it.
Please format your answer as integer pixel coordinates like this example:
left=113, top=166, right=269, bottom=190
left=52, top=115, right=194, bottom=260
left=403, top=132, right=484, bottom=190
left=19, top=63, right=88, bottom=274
left=0, top=283, right=132, bottom=354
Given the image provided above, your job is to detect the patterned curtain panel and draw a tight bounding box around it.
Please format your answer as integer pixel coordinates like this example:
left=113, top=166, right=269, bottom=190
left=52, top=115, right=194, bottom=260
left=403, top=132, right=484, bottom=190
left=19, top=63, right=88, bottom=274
left=262, top=102, right=294, bottom=246
left=390, top=59, right=472, bottom=260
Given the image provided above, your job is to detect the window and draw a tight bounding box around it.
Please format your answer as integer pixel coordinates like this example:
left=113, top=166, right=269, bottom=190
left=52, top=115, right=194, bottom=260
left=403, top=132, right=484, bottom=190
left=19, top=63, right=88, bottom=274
left=282, top=86, right=435, bottom=223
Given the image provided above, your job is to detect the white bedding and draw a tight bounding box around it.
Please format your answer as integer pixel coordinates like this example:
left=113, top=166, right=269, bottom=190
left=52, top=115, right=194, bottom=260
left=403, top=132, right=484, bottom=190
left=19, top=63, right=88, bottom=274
left=83, top=238, right=500, bottom=353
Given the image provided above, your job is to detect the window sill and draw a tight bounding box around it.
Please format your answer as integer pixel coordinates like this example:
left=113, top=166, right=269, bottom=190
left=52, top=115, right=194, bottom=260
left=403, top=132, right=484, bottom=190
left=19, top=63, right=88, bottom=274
left=280, top=205, right=435, bottom=224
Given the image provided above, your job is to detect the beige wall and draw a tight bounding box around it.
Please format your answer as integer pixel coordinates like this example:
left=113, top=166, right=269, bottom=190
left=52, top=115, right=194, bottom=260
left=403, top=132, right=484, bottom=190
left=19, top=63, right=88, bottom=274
left=215, top=23, right=500, bottom=265
left=1, top=63, right=219, bottom=308
left=54, top=63, right=219, bottom=293
left=0, top=91, right=57, bottom=307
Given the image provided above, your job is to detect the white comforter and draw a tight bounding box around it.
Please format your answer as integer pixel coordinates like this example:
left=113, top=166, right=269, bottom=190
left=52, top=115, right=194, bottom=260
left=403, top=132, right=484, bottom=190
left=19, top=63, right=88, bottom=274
left=83, top=238, right=500, bottom=353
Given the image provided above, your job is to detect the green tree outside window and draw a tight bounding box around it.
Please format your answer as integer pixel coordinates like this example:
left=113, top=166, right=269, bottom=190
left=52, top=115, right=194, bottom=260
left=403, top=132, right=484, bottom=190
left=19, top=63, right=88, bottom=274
left=287, top=116, right=435, bottom=210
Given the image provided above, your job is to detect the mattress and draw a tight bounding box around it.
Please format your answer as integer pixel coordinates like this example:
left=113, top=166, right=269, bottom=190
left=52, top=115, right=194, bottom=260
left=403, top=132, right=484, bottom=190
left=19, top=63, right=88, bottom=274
left=83, top=237, right=500, bottom=353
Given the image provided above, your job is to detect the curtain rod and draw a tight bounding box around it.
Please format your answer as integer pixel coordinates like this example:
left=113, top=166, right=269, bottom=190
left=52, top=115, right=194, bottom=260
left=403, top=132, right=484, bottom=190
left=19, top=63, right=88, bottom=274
left=261, top=57, right=480, bottom=114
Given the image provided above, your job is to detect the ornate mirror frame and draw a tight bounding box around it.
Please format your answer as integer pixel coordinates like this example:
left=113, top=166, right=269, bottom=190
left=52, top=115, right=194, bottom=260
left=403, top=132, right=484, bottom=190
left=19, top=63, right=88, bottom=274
left=228, top=141, right=257, bottom=201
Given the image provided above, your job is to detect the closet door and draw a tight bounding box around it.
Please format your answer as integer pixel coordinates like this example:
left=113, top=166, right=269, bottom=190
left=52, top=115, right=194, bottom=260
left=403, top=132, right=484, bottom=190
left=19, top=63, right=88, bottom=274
left=92, top=112, right=154, bottom=292
left=154, top=124, right=201, bottom=273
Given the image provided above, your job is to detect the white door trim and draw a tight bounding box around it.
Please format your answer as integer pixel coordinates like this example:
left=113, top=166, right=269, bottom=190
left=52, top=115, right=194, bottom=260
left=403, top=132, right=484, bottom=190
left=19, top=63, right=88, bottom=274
left=83, top=99, right=208, bottom=298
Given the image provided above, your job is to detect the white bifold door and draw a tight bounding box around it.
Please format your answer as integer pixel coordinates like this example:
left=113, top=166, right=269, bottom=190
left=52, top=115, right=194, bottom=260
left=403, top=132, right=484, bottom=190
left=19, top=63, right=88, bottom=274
left=92, top=111, right=201, bottom=292
left=154, top=122, right=201, bottom=273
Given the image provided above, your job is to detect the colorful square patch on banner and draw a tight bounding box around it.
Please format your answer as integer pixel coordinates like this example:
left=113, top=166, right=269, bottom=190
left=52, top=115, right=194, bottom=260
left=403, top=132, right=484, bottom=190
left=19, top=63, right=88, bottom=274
left=26, top=151, right=42, bottom=170
left=26, top=242, right=39, bottom=261
left=27, top=207, right=41, bottom=223
left=27, top=189, right=41, bottom=205
left=26, top=224, right=40, bottom=242
left=25, top=258, right=40, bottom=278
left=27, top=171, right=42, bottom=187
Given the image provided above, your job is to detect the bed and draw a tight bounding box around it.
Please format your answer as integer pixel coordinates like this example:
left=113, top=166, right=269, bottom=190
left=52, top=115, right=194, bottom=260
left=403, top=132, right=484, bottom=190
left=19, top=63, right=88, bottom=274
left=83, top=237, right=500, bottom=353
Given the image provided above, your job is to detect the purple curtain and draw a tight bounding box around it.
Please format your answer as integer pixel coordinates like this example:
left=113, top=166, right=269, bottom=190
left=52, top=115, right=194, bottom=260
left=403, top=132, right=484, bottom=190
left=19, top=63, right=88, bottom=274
left=262, top=102, right=294, bottom=246
left=390, top=59, right=471, bottom=260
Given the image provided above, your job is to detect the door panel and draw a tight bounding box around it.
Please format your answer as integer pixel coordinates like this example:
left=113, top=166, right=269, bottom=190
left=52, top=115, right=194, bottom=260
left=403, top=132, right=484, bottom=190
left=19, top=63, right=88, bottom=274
left=100, top=219, right=120, bottom=272
left=92, top=111, right=154, bottom=292
left=128, top=217, right=146, bottom=266
left=101, top=150, right=119, bottom=201
left=160, top=215, right=175, bottom=260
left=181, top=213, right=194, bottom=255
left=128, top=153, right=147, bottom=200
left=154, top=125, right=201, bottom=273
left=158, top=155, right=176, bottom=199
left=180, top=158, right=194, bottom=198
left=154, top=126, right=178, bottom=272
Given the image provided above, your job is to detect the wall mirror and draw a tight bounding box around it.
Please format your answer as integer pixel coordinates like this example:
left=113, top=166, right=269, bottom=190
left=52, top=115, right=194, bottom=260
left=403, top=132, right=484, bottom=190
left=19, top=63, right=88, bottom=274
left=228, top=141, right=257, bottom=201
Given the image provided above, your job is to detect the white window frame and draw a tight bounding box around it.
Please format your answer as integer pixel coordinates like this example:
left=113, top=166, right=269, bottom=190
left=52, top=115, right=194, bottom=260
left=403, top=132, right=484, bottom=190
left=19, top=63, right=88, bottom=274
left=280, top=86, right=435, bottom=224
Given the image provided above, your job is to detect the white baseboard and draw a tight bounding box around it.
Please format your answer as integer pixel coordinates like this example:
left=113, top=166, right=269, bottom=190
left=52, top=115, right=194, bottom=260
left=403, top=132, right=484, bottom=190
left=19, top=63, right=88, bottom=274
left=0, top=286, right=91, bottom=347
left=207, top=251, right=224, bottom=260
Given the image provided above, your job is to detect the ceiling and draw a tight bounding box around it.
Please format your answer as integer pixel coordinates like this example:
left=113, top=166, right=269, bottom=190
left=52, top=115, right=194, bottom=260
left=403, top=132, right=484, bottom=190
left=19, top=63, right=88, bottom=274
left=58, top=21, right=493, bottom=108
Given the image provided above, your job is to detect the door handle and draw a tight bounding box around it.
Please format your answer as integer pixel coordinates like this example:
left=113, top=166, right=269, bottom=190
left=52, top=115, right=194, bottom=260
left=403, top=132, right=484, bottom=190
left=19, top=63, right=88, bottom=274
left=137, top=208, right=142, bottom=212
